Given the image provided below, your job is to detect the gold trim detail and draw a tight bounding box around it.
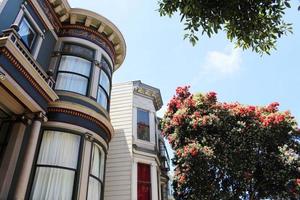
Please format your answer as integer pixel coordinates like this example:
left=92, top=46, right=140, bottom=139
left=0, top=47, right=53, bottom=103
left=48, top=107, right=112, bottom=141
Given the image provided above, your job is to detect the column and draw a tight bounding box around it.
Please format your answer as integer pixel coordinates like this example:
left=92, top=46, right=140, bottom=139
left=151, top=164, right=159, bottom=200
left=0, top=116, right=30, bottom=199
left=78, top=134, right=92, bottom=200
left=158, top=170, right=162, bottom=200
left=13, top=112, right=45, bottom=199
left=132, top=160, right=138, bottom=200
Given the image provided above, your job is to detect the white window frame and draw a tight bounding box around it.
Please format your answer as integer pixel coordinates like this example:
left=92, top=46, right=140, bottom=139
left=14, top=4, right=44, bottom=59
left=133, top=105, right=156, bottom=149
left=0, top=0, right=8, bottom=14
left=132, top=157, right=159, bottom=200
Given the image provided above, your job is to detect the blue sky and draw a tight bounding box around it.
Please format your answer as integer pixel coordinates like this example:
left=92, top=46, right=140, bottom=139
left=69, top=0, right=300, bottom=124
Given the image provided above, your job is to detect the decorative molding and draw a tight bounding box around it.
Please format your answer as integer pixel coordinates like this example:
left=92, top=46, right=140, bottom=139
left=47, top=107, right=112, bottom=141
left=59, top=25, right=116, bottom=64
left=133, top=81, right=163, bottom=111
left=37, top=0, right=62, bottom=33
left=0, top=47, right=53, bottom=103
left=27, top=0, right=49, bottom=31
left=84, top=132, right=94, bottom=142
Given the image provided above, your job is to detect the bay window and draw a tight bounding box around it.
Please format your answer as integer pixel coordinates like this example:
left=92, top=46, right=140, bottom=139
left=137, top=108, right=150, bottom=141
left=30, top=130, right=82, bottom=199
left=97, top=58, right=111, bottom=110
left=138, top=163, right=151, bottom=200
left=87, top=143, right=105, bottom=200
left=18, top=16, right=37, bottom=50
left=55, top=44, right=93, bottom=95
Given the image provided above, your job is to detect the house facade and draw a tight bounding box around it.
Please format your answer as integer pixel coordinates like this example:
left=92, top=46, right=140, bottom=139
left=0, top=0, right=126, bottom=199
left=105, top=81, right=170, bottom=200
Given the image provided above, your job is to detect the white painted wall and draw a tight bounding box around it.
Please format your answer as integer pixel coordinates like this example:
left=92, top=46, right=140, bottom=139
left=104, top=82, right=134, bottom=200
left=105, top=81, right=162, bottom=200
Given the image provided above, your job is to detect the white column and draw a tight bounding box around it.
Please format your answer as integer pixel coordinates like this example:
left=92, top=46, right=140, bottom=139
left=149, top=112, right=155, bottom=144
left=131, top=160, right=138, bottom=200
left=158, top=170, right=162, bottom=200
left=13, top=113, right=44, bottom=199
left=78, top=135, right=92, bottom=200
left=0, top=117, right=29, bottom=199
left=151, top=164, right=158, bottom=200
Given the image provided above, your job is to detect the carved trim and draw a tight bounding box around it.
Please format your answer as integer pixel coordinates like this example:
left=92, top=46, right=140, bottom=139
left=27, top=0, right=49, bottom=30
left=0, top=47, right=52, bottom=103
left=47, top=107, right=112, bottom=141
left=37, top=0, right=62, bottom=33
left=59, top=25, right=116, bottom=64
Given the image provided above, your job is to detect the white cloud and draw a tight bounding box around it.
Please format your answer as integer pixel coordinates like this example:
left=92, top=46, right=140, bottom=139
left=192, top=46, right=242, bottom=84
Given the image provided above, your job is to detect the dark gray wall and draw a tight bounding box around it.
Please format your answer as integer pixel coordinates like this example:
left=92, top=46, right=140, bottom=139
left=36, top=31, right=56, bottom=71
left=0, top=0, right=23, bottom=32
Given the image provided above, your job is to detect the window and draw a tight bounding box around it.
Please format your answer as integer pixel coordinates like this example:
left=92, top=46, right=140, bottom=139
left=87, top=144, right=105, bottom=200
left=97, top=58, right=111, bottom=110
left=55, top=44, right=93, bottom=95
left=138, top=163, right=151, bottom=200
left=30, top=130, right=81, bottom=199
left=18, top=16, right=37, bottom=50
left=137, top=109, right=150, bottom=141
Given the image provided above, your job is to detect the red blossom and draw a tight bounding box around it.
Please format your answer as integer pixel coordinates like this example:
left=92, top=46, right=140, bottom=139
left=189, top=147, right=198, bottom=157
left=176, top=86, right=191, bottom=99
left=266, top=102, right=280, bottom=112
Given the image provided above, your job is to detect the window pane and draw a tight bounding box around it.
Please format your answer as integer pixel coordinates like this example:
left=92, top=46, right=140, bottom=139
left=59, top=55, right=91, bottom=76
left=37, top=131, right=80, bottom=169
left=100, top=58, right=112, bottom=75
left=18, top=17, right=36, bottom=49
left=55, top=73, right=88, bottom=95
left=91, top=145, right=104, bottom=179
left=87, top=177, right=101, bottom=200
left=137, top=109, right=150, bottom=141
left=30, top=167, right=75, bottom=200
left=99, top=72, right=110, bottom=93
left=97, top=87, right=108, bottom=110
left=137, top=109, right=149, bottom=126
left=63, top=44, right=94, bottom=60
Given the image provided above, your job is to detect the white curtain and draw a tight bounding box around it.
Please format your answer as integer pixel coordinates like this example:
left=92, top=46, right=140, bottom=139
left=30, top=168, right=75, bottom=200
left=97, top=87, right=108, bottom=109
left=55, top=55, right=91, bottom=95
left=87, top=144, right=104, bottom=200
left=99, top=72, right=110, bottom=93
left=59, top=56, right=91, bottom=76
left=30, top=131, right=81, bottom=200
left=55, top=73, right=88, bottom=95
left=91, top=145, right=103, bottom=179
left=87, top=177, right=101, bottom=200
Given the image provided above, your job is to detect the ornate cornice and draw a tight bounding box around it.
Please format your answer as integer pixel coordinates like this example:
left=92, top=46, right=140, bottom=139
left=48, top=107, right=112, bottom=141
left=0, top=47, right=53, bottom=103
left=59, top=25, right=115, bottom=64
left=133, top=81, right=163, bottom=111
left=35, top=0, right=126, bottom=71
left=37, top=0, right=62, bottom=33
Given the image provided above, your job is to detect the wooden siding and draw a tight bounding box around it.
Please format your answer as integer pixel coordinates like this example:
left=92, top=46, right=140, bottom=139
left=104, top=82, right=133, bottom=200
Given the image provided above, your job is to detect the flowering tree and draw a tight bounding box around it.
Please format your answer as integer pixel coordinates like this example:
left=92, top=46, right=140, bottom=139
left=161, top=86, right=300, bottom=200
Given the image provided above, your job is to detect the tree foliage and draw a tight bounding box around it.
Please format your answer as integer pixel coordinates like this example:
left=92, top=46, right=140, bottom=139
left=158, top=0, right=294, bottom=55
left=161, top=86, right=300, bottom=200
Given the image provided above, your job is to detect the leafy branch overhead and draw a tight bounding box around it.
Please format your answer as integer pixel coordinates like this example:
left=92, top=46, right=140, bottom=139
left=158, top=0, right=294, bottom=55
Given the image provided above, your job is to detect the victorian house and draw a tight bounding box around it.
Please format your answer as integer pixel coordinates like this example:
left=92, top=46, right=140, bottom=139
left=0, top=0, right=125, bottom=199
left=105, top=81, right=170, bottom=200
